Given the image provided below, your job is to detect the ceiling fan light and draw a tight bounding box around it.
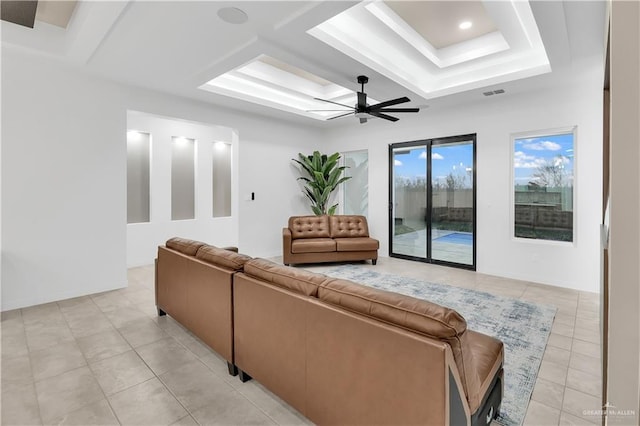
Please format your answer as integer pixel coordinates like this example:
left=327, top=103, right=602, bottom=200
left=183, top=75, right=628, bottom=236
left=459, top=21, right=472, bottom=30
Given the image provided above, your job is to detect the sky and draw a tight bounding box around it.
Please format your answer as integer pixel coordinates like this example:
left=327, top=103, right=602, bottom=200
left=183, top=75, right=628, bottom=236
left=392, top=133, right=574, bottom=188
left=393, top=142, right=474, bottom=187
left=513, top=133, right=574, bottom=186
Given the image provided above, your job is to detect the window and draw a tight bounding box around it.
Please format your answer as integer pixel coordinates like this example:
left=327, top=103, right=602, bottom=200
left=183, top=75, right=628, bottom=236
left=513, top=128, right=575, bottom=242
left=342, top=150, right=368, bottom=216
left=171, top=136, right=195, bottom=220
left=127, top=131, right=150, bottom=223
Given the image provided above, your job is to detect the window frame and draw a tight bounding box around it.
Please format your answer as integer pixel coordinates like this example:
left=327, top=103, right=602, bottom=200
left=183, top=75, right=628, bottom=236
left=510, top=126, right=577, bottom=246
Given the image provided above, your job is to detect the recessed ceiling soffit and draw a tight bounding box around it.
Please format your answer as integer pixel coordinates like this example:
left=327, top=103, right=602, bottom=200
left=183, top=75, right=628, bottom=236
left=200, top=55, right=379, bottom=121
left=308, top=0, right=550, bottom=99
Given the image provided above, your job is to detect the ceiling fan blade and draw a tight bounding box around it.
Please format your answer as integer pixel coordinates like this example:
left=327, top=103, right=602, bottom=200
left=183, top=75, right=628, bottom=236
left=369, top=111, right=399, bottom=122
left=357, top=92, right=367, bottom=109
left=377, top=108, right=420, bottom=113
left=327, top=112, right=354, bottom=121
left=314, top=98, right=354, bottom=109
left=369, top=97, right=410, bottom=110
left=305, top=109, right=353, bottom=112
left=359, top=117, right=368, bottom=124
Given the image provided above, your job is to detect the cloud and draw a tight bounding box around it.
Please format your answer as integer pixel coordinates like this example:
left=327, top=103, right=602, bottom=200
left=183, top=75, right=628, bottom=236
left=514, top=151, right=547, bottom=169
left=418, top=152, right=443, bottom=160
left=553, top=155, right=570, bottom=167
left=522, top=140, right=562, bottom=151
left=394, top=159, right=403, bottom=166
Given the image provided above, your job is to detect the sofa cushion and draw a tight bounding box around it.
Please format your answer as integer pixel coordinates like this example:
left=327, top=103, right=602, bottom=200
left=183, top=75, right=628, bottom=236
left=244, top=259, right=333, bottom=297
left=318, top=279, right=466, bottom=338
left=291, top=238, right=336, bottom=254
left=329, top=215, right=370, bottom=238
left=289, top=216, right=330, bottom=239
left=195, top=245, right=252, bottom=271
left=335, top=237, right=379, bottom=252
left=166, top=237, right=206, bottom=256
left=466, top=330, right=504, bottom=412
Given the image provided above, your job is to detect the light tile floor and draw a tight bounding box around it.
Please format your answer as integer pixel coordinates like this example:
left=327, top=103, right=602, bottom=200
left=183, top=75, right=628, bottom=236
left=1, top=257, right=602, bottom=425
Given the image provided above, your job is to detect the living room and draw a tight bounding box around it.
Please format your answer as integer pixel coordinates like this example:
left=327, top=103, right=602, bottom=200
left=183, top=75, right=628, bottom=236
left=1, top=1, right=638, bottom=425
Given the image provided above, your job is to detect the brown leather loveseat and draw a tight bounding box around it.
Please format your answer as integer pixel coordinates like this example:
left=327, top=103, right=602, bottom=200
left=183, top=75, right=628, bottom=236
left=233, top=258, right=504, bottom=426
left=283, top=215, right=379, bottom=266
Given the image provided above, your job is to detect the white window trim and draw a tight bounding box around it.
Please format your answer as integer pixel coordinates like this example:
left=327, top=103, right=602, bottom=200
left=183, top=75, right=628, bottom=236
left=509, top=125, right=578, bottom=247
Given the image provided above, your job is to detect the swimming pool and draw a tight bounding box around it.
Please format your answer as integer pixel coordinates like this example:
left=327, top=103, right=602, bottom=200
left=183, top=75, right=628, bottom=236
left=434, top=232, right=473, bottom=246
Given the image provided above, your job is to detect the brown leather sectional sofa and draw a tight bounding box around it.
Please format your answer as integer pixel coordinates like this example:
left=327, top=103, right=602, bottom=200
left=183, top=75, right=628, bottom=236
left=283, top=215, right=379, bottom=266
left=155, top=237, right=251, bottom=375
left=156, top=237, right=504, bottom=425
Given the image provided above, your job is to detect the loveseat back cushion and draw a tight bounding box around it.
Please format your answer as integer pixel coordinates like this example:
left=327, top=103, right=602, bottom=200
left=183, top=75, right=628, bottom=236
left=335, top=237, right=379, bottom=252
left=329, top=215, right=370, bottom=238
left=244, top=258, right=333, bottom=297
left=166, top=237, right=206, bottom=256
left=317, top=279, right=481, bottom=407
left=195, top=245, right=252, bottom=271
left=288, top=216, right=331, bottom=239
left=291, top=238, right=336, bottom=254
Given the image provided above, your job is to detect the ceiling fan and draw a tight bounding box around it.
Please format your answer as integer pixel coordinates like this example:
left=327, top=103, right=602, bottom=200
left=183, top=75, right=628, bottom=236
left=308, top=75, right=419, bottom=124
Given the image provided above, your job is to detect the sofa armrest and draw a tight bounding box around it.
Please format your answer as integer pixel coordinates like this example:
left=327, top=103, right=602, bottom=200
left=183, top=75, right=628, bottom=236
left=221, top=246, right=239, bottom=253
left=283, top=227, right=293, bottom=265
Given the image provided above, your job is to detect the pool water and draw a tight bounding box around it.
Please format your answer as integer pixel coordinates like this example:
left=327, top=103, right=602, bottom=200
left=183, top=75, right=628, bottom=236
left=435, top=232, right=473, bottom=246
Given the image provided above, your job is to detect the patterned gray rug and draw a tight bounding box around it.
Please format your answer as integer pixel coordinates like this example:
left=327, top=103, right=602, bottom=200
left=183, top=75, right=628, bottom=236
left=321, top=264, right=556, bottom=426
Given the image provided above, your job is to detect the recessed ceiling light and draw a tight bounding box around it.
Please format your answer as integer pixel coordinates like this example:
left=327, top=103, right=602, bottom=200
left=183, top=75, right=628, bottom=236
left=217, top=7, right=248, bottom=25
left=459, top=21, right=472, bottom=30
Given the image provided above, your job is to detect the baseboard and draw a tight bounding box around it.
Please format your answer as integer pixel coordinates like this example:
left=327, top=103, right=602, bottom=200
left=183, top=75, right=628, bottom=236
left=1, top=281, right=128, bottom=311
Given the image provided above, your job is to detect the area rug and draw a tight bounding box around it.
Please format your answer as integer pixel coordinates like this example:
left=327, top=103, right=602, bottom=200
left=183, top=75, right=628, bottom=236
left=320, top=264, right=556, bottom=426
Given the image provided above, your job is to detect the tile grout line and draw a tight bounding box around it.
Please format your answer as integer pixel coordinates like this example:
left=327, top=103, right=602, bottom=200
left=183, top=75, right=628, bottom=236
left=16, top=307, right=46, bottom=426
left=56, top=297, right=124, bottom=426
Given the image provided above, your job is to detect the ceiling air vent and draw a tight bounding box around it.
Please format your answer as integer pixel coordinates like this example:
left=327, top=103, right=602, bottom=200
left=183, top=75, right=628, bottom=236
left=483, top=89, right=506, bottom=96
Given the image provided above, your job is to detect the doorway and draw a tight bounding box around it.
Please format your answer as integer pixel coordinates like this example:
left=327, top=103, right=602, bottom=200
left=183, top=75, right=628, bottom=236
left=389, top=134, right=476, bottom=269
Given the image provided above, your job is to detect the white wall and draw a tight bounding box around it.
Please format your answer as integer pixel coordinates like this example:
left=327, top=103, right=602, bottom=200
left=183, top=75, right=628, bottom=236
left=323, top=74, right=603, bottom=293
left=1, top=48, right=320, bottom=310
left=238, top=131, right=323, bottom=258
left=126, top=112, right=239, bottom=267
left=2, top=49, right=128, bottom=310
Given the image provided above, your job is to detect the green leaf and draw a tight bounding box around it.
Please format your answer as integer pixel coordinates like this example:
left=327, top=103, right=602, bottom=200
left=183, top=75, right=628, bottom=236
left=293, top=151, right=350, bottom=216
left=328, top=204, right=338, bottom=216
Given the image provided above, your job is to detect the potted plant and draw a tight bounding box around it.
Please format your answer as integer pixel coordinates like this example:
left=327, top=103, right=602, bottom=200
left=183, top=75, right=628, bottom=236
left=292, top=151, right=351, bottom=215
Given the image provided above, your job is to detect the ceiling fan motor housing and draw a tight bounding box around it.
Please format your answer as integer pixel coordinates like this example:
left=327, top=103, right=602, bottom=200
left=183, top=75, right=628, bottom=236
left=314, top=75, right=418, bottom=123
left=357, top=75, right=369, bottom=85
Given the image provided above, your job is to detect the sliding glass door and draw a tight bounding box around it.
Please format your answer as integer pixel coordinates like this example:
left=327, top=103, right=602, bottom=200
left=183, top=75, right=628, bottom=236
left=390, top=146, right=428, bottom=258
left=389, top=134, right=476, bottom=269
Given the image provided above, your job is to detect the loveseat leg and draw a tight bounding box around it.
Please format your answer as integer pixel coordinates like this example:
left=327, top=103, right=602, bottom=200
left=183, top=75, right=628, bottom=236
left=227, top=362, right=238, bottom=376
left=372, top=259, right=377, bottom=265
left=157, top=307, right=166, bottom=316
left=238, top=369, right=252, bottom=383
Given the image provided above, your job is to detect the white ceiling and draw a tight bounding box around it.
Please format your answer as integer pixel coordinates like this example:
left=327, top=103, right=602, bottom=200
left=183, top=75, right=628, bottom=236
left=1, top=1, right=607, bottom=127
left=384, top=1, right=497, bottom=49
